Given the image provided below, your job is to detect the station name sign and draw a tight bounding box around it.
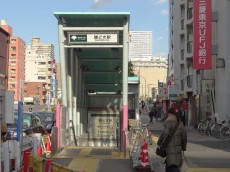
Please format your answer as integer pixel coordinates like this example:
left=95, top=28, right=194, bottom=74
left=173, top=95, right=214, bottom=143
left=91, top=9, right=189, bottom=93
left=68, top=32, right=119, bottom=44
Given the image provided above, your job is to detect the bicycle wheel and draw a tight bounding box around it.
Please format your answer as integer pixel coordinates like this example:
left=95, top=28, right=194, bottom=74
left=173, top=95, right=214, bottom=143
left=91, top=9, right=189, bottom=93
left=205, top=125, right=211, bottom=136
left=198, top=123, right=205, bottom=134
left=211, top=124, right=221, bottom=138
left=220, top=125, right=230, bottom=140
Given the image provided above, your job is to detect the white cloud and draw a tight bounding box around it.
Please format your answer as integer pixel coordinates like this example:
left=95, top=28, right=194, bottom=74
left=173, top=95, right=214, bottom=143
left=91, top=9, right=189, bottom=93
left=161, top=9, right=169, bottom=16
left=91, top=0, right=113, bottom=9
left=153, top=0, right=168, bottom=4
left=157, top=36, right=163, bottom=40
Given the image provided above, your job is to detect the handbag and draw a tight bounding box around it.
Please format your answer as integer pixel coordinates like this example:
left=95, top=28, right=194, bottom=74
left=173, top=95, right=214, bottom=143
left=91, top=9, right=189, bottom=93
left=156, top=122, right=180, bottom=158
left=180, top=152, right=188, bottom=172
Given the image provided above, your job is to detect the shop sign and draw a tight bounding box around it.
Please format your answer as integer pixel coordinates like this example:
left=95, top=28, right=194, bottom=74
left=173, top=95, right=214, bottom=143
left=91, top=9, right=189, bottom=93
left=193, top=73, right=201, bottom=95
left=68, top=32, right=119, bottom=44
left=201, top=80, right=214, bottom=118
left=168, top=84, right=178, bottom=100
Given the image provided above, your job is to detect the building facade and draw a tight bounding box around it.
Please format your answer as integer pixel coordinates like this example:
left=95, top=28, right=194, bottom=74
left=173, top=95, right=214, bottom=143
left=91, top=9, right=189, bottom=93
left=0, top=20, right=26, bottom=101
left=132, top=57, right=167, bottom=101
left=8, top=36, right=26, bottom=101
left=25, top=37, right=55, bottom=105
left=0, top=27, right=10, bottom=90
left=129, top=31, right=153, bottom=60
left=168, top=0, right=230, bottom=126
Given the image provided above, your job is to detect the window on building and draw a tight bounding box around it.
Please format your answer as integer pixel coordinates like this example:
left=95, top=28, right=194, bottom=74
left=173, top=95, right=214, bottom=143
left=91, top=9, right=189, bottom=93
left=10, top=76, right=16, bottom=81
left=10, top=69, right=16, bottom=74
left=187, top=41, right=193, bottom=54
left=38, top=62, right=46, bottom=65
left=10, top=54, right=16, bottom=58
left=11, top=47, right=16, bottom=51
left=38, top=76, right=46, bottom=80
left=11, top=39, right=16, bottom=44
left=10, top=84, right=15, bottom=89
left=187, top=8, right=193, bottom=20
left=10, top=61, right=16, bottom=66
left=38, top=68, right=46, bottom=72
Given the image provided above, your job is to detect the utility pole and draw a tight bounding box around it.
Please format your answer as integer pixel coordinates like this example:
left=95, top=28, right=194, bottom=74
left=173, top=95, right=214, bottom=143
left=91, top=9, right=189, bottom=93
left=18, top=79, right=22, bottom=101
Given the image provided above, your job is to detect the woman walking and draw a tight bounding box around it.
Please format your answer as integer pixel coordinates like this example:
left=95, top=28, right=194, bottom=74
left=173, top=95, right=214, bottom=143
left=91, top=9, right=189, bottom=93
left=157, top=108, right=187, bottom=172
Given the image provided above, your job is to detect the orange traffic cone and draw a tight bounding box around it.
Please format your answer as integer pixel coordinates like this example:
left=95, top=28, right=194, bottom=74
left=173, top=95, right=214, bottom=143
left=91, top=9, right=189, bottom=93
left=45, top=159, right=53, bottom=172
left=134, top=141, right=152, bottom=171
left=37, top=146, right=43, bottom=156
left=47, top=134, right=51, bottom=145
left=46, top=142, right=51, bottom=152
left=140, top=141, right=151, bottom=170
left=141, top=142, right=149, bottom=167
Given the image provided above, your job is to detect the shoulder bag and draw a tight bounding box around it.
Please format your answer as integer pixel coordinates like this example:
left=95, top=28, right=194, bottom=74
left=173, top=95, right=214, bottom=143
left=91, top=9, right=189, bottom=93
left=156, top=122, right=180, bottom=158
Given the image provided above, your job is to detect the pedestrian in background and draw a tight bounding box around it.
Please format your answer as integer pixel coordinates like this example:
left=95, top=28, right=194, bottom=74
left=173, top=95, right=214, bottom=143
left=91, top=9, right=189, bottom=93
left=149, top=108, right=155, bottom=124
left=141, top=100, right=145, bottom=109
left=157, top=108, right=187, bottom=172
left=179, top=106, right=186, bottom=126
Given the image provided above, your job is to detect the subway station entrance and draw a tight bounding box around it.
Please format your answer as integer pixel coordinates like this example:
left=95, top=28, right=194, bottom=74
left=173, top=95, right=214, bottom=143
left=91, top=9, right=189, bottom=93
left=54, top=12, right=138, bottom=150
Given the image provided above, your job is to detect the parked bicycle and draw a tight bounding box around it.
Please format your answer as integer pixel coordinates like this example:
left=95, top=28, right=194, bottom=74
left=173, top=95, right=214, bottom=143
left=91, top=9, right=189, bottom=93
left=197, top=119, right=212, bottom=135
left=197, top=117, right=225, bottom=139
left=211, top=119, right=225, bottom=139
left=219, top=120, right=230, bottom=140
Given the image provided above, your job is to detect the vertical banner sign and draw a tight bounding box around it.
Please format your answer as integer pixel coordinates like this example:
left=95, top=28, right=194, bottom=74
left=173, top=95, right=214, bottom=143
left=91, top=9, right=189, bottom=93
left=193, top=0, right=212, bottom=69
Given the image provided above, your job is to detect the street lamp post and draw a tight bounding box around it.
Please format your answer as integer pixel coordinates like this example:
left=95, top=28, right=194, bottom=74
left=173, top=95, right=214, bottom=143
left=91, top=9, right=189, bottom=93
left=140, top=76, right=147, bottom=100
left=147, top=84, right=154, bottom=99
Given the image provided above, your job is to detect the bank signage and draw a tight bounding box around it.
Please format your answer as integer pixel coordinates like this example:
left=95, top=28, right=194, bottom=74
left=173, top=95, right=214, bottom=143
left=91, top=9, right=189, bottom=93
left=68, top=32, right=119, bottom=44
left=193, top=0, right=212, bottom=69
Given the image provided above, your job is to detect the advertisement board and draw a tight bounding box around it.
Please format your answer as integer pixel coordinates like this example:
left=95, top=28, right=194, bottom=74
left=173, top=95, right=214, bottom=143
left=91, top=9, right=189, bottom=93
left=201, top=80, right=214, bottom=118
left=89, top=113, right=118, bottom=139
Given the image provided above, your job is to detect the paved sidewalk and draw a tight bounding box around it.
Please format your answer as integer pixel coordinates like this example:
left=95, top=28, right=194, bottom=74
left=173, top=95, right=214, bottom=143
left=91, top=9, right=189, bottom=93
left=140, top=113, right=230, bottom=172
left=52, top=105, right=230, bottom=172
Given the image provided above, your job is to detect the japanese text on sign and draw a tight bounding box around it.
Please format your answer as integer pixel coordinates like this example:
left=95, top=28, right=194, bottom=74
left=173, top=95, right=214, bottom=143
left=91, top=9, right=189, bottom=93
left=193, top=0, right=212, bottom=69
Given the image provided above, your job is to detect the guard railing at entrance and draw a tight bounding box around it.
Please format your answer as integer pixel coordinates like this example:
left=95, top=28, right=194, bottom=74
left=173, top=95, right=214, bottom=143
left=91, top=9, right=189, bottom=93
left=22, top=153, right=78, bottom=172
left=66, top=120, right=77, bottom=146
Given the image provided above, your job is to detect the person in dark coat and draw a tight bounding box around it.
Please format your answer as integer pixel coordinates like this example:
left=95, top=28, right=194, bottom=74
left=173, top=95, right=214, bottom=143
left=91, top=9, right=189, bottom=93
left=179, top=107, right=186, bottom=126
left=141, top=100, right=145, bottom=109
left=149, top=109, right=155, bottom=124
left=157, top=108, right=187, bottom=172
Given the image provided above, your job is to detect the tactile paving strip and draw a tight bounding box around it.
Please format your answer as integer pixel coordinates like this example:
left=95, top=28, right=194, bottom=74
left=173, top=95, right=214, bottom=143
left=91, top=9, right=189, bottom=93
left=68, top=159, right=100, bottom=172
left=58, top=148, right=81, bottom=158
left=90, top=149, right=112, bottom=155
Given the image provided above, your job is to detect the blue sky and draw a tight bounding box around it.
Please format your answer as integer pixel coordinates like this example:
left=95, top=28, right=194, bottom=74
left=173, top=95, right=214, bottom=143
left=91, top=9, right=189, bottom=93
left=0, top=0, right=169, bottom=61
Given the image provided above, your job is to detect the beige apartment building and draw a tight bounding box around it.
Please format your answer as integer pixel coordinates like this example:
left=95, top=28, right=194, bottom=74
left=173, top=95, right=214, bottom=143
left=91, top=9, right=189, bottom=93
left=25, top=37, right=55, bottom=105
left=0, top=20, right=26, bottom=101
